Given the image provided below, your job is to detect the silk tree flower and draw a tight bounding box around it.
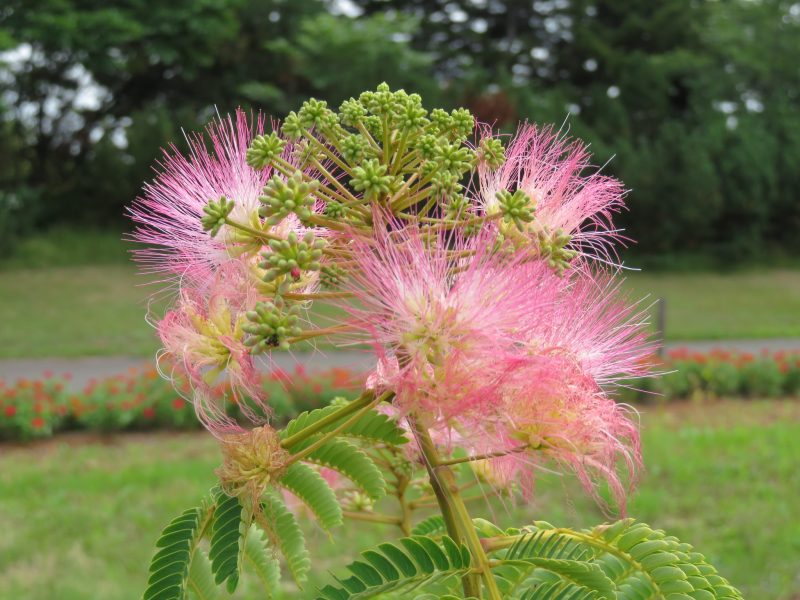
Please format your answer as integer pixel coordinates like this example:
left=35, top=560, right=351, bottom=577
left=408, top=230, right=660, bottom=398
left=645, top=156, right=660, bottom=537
left=461, top=352, right=642, bottom=513
left=157, top=262, right=266, bottom=433
left=129, top=109, right=304, bottom=286
left=339, top=219, right=558, bottom=425
left=448, top=272, right=652, bottom=511
left=476, top=123, right=626, bottom=264
left=522, top=267, right=655, bottom=387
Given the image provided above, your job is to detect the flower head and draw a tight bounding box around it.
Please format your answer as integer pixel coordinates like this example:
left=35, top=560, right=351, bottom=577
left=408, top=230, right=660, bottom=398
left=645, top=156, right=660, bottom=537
left=129, top=110, right=304, bottom=286
left=472, top=351, right=641, bottom=513
left=341, top=218, right=557, bottom=424
left=217, top=425, right=290, bottom=502
left=477, top=123, right=626, bottom=265
left=157, top=261, right=265, bottom=432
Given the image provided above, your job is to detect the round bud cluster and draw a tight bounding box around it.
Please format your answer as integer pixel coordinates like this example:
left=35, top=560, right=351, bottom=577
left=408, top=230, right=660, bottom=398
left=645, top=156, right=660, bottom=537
left=537, top=229, right=579, bottom=274
left=200, top=196, right=235, bottom=237
left=259, top=172, right=318, bottom=225
left=350, top=159, right=398, bottom=200
left=496, top=189, right=535, bottom=230
left=243, top=297, right=303, bottom=352
left=246, top=133, right=286, bottom=170
left=260, top=231, right=325, bottom=283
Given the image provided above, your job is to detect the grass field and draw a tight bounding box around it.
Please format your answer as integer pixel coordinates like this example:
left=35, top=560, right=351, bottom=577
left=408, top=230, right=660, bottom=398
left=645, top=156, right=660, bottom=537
left=1, top=400, right=798, bottom=599
left=1, top=264, right=798, bottom=358
left=1, top=229, right=798, bottom=358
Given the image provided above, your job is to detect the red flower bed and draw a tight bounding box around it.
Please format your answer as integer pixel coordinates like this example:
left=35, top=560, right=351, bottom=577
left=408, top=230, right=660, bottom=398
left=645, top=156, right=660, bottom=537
left=0, top=364, right=363, bottom=441
left=619, top=348, right=800, bottom=402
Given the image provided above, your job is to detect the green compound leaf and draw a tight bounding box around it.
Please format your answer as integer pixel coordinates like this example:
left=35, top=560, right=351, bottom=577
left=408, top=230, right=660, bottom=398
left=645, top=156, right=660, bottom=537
left=491, top=520, right=744, bottom=600
left=208, top=492, right=246, bottom=593
left=186, top=550, right=220, bottom=600
left=279, top=462, right=343, bottom=529
left=316, top=535, right=471, bottom=600
left=517, top=580, right=597, bottom=600
left=283, top=403, right=408, bottom=447
left=294, top=436, right=386, bottom=500
left=502, top=558, right=615, bottom=600
left=412, top=515, right=447, bottom=537
left=143, top=507, right=204, bottom=600
left=261, top=491, right=311, bottom=585
left=243, top=525, right=281, bottom=598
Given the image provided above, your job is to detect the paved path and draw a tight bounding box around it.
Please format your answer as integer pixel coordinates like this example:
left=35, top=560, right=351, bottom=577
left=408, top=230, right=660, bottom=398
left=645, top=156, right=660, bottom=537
left=1, top=340, right=799, bottom=389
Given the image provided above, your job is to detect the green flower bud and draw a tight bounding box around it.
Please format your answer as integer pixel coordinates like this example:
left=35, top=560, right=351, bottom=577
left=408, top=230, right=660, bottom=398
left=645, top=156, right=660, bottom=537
left=428, top=108, right=452, bottom=133
left=259, top=231, right=326, bottom=283
left=320, top=264, right=346, bottom=289
left=243, top=297, right=303, bottom=352
left=298, top=98, right=337, bottom=130
left=450, top=108, right=475, bottom=139
left=431, top=171, right=462, bottom=201
left=363, top=115, right=383, bottom=137
left=324, top=200, right=346, bottom=220
left=477, top=137, right=506, bottom=170
left=339, top=98, right=367, bottom=126
left=433, top=141, right=474, bottom=176
left=281, top=111, right=304, bottom=140
left=246, top=133, right=286, bottom=170
left=497, top=189, right=535, bottom=230
left=259, top=171, right=319, bottom=225
left=538, top=229, right=579, bottom=274
left=350, top=158, right=395, bottom=200
left=416, top=134, right=439, bottom=160
left=397, top=101, right=428, bottom=132
left=341, top=133, right=371, bottom=165
left=200, top=196, right=235, bottom=237
left=365, top=82, right=399, bottom=117
left=445, top=193, right=470, bottom=220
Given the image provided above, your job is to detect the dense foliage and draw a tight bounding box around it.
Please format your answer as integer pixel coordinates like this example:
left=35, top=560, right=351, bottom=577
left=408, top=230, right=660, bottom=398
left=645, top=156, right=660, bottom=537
left=2, top=0, right=800, bottom=259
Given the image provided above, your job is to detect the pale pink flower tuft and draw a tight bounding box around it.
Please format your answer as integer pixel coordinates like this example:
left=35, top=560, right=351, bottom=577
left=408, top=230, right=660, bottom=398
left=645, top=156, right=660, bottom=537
left=340, top=219, right=558, bottom=424
left=464, top=351, right=641, bottom=513
left=157, top=261, right=266, bottom=433
left=129, top=110, right=300, bottom=286
left=477, top=123, right=626, bottom=262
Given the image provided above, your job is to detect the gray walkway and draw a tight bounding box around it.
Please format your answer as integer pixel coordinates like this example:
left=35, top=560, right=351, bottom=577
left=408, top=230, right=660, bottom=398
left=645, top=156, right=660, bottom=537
left=1, top=340, right=799, bottom=389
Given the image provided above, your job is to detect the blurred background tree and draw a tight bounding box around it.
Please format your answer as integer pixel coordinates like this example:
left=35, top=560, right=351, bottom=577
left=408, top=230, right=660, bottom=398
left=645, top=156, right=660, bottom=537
left=1, top=0, right=798, bottom=261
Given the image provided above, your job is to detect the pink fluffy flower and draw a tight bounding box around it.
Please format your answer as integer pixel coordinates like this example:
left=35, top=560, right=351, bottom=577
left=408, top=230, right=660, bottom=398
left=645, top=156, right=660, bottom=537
left=129, top=110, right=301, bottom=286
left=340, top=219, right=557, bottom=424
left=461, top=351, right=642, bottom=513
left=477, top=123, right=626, bottom=263
left=522, top=268, right=655, bottom=387
left=157, top=261, right=265, bottom=433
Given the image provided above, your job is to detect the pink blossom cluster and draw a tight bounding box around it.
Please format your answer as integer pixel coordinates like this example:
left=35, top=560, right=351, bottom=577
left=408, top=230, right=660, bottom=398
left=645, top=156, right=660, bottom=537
left=131, top=107, right=654, bottom=510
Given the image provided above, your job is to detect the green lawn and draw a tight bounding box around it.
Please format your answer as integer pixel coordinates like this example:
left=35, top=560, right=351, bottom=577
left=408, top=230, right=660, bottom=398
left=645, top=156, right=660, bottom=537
left=1, top=400, right=798, bottom=599
left=1, top=264, right=798, bottom=358
left=623, top=269, right=800, bottom=340
left=0, top=265, right=166, bottom=358
left=1, top=227, right=798, bottom=358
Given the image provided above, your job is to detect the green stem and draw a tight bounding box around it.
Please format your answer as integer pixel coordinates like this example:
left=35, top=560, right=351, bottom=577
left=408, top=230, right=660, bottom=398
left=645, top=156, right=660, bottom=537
left=357, top=121, right=382, bottom=153
left=437, top=445, right=529, bottom=467
left=223, top=218, right=281, bottom=242
left=281, top=391, right=378, bottom=449
left=343, top=511, right=402, bottom=526
left=302, top=130, right=354, bottom=176
left=410, top=418, right=502, bottom=599
left=288, top=396, right=381, bottom=464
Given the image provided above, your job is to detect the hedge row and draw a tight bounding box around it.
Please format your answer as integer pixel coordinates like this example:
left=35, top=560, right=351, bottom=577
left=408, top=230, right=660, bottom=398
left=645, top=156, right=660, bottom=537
left=2, top=350, right=798, bottom=441
left=0, top=365, right=359, bottom=441
left=620, top=349, right=800, bottom=403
